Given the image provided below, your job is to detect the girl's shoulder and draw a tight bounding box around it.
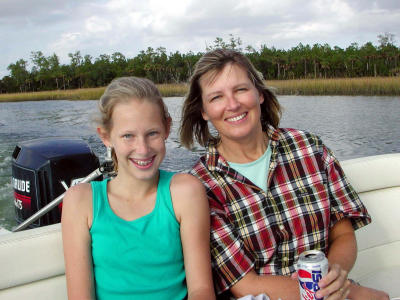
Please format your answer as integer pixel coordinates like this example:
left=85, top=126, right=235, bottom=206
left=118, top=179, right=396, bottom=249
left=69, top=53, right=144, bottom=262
left=169, top=173, right=208, bottom=222
left=64, top=182, right=92, bottom=202
left=170, top=173, right=205, bottom=195
left=62, top=182, right=93, bottom=226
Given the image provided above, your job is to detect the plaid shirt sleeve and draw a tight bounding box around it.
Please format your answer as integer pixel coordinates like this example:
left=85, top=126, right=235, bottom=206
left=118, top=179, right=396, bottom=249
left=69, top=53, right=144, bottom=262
left=321, top=143, right=371, bottom=229
left=191, top=160, right=255, bottom=294
left=209, top=198, right=256, bottom=293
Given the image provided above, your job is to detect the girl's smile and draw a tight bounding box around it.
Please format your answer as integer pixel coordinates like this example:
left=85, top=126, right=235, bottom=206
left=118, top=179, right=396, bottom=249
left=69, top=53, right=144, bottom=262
left=129, top=156, right=156, bottom=169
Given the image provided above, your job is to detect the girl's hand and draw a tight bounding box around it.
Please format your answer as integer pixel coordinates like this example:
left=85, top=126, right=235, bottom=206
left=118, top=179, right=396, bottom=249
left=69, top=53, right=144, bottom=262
left=315, top=263, right=350, bottom=300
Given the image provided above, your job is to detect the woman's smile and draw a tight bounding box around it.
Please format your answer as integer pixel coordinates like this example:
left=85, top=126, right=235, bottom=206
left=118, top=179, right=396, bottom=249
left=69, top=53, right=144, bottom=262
left=225, top=112, right=248, bottom=123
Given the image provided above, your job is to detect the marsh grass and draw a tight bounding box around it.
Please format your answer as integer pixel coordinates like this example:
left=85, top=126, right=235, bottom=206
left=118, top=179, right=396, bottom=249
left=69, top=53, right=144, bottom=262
left=267, top=77, right=400, bottom=96
left=157, top=83, right=188, bottom=97
left=1, top=77, right=399, bottom=102
left=0, top=87, right=106, bottom=102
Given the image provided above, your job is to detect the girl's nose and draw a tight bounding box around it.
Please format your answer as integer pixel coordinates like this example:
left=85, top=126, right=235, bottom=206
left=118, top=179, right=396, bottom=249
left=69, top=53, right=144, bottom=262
left=135, top=137, right=149, bottom=154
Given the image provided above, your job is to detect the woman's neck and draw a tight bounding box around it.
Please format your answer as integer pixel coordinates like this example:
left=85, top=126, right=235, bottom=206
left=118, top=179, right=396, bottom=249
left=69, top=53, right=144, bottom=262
left=217, top=129, right=268, bottom=164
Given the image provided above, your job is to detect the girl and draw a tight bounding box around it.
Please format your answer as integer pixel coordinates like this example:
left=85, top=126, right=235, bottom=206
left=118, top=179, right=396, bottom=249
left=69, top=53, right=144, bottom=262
left=62, top=77, right=215, bottom=300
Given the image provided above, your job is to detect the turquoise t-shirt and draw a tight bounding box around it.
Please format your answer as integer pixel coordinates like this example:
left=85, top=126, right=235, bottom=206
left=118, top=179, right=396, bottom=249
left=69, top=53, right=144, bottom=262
left=228, top=143, right=272, bottom=191
left=90, top=170, right=187, bottom=300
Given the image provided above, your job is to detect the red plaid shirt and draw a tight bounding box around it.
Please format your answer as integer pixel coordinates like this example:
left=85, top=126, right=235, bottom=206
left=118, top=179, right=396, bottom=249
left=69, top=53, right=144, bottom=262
left=190, top=126, right=371, bottom=294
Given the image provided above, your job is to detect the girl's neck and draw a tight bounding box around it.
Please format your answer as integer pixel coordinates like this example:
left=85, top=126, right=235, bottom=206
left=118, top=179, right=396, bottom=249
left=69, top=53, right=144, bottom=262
left=217, top=129, right=268, bottom=164
left=108, top=171, right=159, bottom=203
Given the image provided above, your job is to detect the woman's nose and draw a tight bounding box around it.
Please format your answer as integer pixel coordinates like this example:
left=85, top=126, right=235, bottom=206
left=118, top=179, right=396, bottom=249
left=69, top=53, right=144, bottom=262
left=226, top=94, right=240, bottom=111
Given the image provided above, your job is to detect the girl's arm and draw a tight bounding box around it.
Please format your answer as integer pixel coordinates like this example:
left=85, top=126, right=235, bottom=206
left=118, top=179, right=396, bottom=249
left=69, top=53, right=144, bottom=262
left=61, top=183, right=95, bottom=300
left=171, top=174, right=216, bottom=300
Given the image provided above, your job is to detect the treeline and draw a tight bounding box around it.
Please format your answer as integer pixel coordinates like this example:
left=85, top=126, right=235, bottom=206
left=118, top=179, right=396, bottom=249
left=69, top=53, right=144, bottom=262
left=1, top=33, right=399, bottom=94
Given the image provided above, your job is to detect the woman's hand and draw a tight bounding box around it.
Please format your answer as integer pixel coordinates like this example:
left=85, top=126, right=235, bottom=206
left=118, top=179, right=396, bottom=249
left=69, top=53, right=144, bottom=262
left=315, top=263, right=350, bottom=300
left=290, top=265, right=349, bottom=300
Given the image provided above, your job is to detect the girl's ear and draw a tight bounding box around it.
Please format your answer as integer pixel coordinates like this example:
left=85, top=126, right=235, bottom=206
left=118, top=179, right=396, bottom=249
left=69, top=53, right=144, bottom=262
left=97, top=127, right=111, bottom=147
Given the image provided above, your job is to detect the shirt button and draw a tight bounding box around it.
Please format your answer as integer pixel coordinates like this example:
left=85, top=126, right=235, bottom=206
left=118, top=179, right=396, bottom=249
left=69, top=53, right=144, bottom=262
left=279, top=225, right=285, bottom=230
left=283, top=257, right=288, bottom=261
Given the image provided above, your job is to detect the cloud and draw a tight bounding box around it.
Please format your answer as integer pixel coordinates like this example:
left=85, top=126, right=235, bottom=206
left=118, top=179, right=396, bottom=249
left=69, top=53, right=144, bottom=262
left=1, top=0, right=399, bottom=78
left=85, top=16, right=113, bottom=33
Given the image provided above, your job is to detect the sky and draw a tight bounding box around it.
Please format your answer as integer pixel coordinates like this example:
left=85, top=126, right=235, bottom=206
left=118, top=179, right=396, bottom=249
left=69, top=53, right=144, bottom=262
left=1, top=0, right=400, bottom=78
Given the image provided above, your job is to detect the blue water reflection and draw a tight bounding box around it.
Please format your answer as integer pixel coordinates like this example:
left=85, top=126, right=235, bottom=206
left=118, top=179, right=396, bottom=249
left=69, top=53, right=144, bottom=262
left=0, top=96, right=399, bottom=229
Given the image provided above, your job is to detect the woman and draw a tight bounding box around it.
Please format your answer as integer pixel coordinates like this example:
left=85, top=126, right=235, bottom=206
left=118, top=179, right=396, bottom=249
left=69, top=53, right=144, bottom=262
left=179, top=49, right=389, bottom=300
left=62, top=77, right=215, bottom=300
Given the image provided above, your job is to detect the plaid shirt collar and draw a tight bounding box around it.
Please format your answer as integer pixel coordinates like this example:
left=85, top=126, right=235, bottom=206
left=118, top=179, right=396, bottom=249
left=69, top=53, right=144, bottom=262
left=204, top=125, right=281, bottom=178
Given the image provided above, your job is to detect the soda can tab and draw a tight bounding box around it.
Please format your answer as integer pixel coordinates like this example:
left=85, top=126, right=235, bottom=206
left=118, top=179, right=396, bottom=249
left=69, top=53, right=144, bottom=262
left=296, top=250, right=329, bottom=300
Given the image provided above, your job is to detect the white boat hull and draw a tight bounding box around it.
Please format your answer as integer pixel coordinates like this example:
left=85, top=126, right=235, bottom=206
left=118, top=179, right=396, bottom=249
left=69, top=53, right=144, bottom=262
left=0, top=153, right=399, bottom=299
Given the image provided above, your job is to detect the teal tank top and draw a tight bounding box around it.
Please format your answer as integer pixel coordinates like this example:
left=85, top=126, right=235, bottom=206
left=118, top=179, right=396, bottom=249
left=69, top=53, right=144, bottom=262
left=90, top=170, right=187, bottom=300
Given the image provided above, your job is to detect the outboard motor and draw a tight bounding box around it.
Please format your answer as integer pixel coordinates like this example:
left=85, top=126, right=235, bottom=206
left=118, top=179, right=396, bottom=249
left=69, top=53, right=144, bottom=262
left=11, top=138, right=100, bottom=228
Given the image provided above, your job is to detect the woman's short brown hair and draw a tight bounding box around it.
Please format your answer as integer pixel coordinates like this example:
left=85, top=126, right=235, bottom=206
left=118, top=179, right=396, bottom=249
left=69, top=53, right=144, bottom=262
left=179, top=48, right=281, bottom=149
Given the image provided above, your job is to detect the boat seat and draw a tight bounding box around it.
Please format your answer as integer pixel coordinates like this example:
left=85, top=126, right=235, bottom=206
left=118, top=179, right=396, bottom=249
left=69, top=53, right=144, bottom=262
left=0, top=223, right=67, bottom=300
left=0, top=153, right=399, bottom=299
left=343, top=153, right=400, bottom=298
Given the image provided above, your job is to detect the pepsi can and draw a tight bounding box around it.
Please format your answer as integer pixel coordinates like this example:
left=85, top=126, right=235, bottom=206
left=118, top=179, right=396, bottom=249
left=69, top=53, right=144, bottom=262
left=296, top=250, right=329, bottom=300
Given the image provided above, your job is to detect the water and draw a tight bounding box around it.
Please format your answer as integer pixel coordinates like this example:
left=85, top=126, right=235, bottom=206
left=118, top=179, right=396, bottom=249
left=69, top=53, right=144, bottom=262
left=1, top=96, right=399, bottom=229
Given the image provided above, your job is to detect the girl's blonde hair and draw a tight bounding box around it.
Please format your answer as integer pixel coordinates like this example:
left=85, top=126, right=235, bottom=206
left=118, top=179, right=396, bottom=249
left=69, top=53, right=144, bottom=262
left=96, top=77, right=170, bottom=171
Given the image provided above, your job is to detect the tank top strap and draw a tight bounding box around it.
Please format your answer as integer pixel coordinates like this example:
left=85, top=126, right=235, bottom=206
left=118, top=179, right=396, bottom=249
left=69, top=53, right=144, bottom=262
left=157, top=170, right=177, bottom=221
left=90, top=179, right=109, bottom=227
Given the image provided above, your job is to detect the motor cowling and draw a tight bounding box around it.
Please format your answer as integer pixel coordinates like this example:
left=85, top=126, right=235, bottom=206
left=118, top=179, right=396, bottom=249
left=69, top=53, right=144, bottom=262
left=11, top=138, right=100, bottom=228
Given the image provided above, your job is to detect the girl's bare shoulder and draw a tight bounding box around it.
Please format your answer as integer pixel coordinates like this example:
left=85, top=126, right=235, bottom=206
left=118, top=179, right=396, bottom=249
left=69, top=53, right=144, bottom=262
left=62, top=182, right=93, bottom=218
left=170, top=173, right=205, bottom=197
left=169, top=173, right=208, bottom=221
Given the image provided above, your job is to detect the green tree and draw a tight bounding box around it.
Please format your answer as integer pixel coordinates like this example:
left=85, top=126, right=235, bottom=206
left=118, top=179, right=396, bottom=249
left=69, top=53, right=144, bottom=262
left=68, top=51, right=84, bottom=88
left=7, top=59, right=29, bottom=92
left=31, top=51, right=50, bottom=90
left=48, top=54, right=62, bottom=89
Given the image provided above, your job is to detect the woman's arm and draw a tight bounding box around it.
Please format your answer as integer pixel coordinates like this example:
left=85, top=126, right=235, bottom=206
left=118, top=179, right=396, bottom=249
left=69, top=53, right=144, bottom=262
left=310, top=218, right=354, bottom=299
left=226, top=221, right=353, bottom=300
left=171, top=174, right=216, bottom=300
left=230, top=270, right=299, bottom=300
left=327, top=216, right=358, bottom=271
left=61, top=183, right=95, bottom=300
left=322, top=218, right=389, bottom=300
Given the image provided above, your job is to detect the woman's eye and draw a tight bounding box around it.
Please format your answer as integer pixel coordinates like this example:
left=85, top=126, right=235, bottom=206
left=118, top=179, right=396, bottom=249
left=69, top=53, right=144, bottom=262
left=210, top=95, right=221, bottom=102
left=122, top=134, right=132, bottom=139
left=237, top=87, right=247, bottom=92
left=148, top=131, right=159, bottom=137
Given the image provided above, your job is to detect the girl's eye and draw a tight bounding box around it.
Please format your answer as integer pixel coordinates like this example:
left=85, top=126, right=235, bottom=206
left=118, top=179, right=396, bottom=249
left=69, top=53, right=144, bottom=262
left=122, top=134, right=133, bottom=139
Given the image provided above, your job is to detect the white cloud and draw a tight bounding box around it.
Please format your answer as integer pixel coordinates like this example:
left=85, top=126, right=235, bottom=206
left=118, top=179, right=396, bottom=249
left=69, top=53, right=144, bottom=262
left=1, top=0, right=399, bottom=78
left=85, top=16, right=113, bottom=33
